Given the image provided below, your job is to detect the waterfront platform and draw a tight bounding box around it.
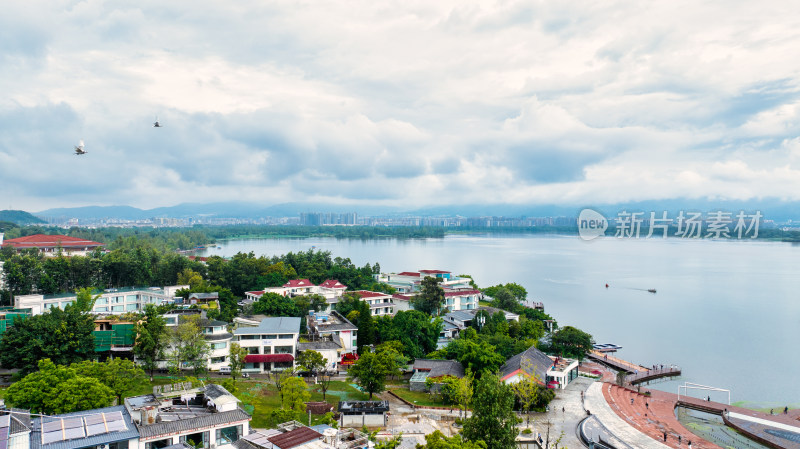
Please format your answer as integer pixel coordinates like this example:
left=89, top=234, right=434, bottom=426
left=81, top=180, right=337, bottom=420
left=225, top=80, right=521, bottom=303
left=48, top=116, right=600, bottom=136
left=593, top=380, right=800, bottom=449
left=587, top=351, right=681, bottom=384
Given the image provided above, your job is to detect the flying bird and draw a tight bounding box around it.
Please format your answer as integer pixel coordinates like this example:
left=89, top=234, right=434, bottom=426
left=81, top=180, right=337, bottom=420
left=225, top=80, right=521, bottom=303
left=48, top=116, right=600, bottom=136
left=74, top=140, right=87, bottom=155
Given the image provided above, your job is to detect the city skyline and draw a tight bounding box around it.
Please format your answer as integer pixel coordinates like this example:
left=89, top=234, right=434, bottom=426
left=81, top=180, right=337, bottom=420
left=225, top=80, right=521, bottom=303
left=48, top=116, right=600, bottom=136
left=2, top=1, right=800, bottom=211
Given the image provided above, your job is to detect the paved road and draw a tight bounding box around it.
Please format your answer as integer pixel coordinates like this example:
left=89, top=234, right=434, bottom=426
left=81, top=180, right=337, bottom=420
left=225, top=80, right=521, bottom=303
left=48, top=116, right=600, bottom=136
left=584, top=382, right=670, bottom=449
left=530, top=376, right=594, bottom=449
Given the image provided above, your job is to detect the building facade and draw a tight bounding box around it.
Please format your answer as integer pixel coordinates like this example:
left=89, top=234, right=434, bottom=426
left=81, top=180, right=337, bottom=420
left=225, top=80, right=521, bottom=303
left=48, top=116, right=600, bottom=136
left=234, top=317, right=301, bottom=373
left=15, top=286, right=187, bottom=316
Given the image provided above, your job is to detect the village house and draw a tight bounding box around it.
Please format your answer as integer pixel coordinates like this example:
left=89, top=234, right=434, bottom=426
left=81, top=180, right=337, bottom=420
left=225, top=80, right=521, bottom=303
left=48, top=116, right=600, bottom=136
left=243, top=280, right=347, bottom=312
left=409, top=359, right=465, bottom=392
left=499, top=345, right=579, bottom=390
left=233, top=317, right=300, bottom=373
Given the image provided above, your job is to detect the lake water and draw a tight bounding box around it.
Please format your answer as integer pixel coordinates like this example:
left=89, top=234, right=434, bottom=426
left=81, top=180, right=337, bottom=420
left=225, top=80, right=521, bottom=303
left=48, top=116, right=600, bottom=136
left=200, top=234, right=800, bottom=406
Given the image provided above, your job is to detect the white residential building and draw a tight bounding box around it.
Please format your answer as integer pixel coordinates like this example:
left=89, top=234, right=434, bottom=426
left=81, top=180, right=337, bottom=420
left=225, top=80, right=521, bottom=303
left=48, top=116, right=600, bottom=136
left=158, top=311, right=233, bottom=372
left=14, top=285, right=188, bottom=316
left=244, top=279, right=347, bottom=312
left=234, top=317, right=301, bottom=373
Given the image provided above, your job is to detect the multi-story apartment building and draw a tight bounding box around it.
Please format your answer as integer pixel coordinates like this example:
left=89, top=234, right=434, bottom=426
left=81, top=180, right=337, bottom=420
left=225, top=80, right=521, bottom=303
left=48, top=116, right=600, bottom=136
left=15, top=285, right=187, bottom=316
left=233, top=317, right=300, bottom=373
left=159, top=311, right=233, bottom=372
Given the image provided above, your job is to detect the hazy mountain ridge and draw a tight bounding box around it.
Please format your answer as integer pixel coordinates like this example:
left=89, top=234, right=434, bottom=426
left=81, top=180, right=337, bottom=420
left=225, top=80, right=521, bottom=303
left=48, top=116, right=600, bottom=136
left=32, top=199, right=800, bottom=222
left=0, top=210, right=47, bottom=224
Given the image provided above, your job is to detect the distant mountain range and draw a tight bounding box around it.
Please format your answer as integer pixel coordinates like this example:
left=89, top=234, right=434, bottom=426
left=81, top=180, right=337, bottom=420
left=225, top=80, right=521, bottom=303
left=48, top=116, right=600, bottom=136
left=30, top=198, right=800, bottom=222
left=0, top=210, right=46, bottom=225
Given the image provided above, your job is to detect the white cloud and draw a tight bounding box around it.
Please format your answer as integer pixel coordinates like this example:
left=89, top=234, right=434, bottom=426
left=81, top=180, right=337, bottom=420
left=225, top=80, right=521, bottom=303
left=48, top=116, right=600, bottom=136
left=2, top=0, right=800, bottom=211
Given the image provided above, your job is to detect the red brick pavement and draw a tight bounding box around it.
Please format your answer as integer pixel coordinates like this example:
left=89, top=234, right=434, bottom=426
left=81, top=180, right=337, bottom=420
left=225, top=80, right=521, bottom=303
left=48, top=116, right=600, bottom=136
left=602, top=382, right=723, bottom=448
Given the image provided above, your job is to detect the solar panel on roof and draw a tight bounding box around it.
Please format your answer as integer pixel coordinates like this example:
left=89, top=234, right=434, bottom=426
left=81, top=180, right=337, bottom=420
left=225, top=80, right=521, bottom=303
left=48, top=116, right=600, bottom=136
left=105, top=419, right=127, bottom=433
left=42, top=420, right=63, bottom=433
left=0, top=427, right=10, bottom=449
left=63, top=426, right=85, bottom=440
left=42, top=430, right=63, bottom=445
left=62, top=417, right=83, bottom=429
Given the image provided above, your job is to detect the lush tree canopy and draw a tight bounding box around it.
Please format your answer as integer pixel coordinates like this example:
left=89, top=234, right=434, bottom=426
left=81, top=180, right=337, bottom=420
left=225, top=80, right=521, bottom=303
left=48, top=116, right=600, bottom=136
left=412, top=277, right=445, bottom=316
left=462, top=373, right=518, bottom=449
left=133, top=304, right=169, bottom=379
left=347, top=346, right=402, bottom=399
left=0, top=296, right=96, bottom=374
left=548, top=326, right=594, bottom=360
left=5, top=359, right=115, bottom=414
left=374, top=311, right=442, bottom=359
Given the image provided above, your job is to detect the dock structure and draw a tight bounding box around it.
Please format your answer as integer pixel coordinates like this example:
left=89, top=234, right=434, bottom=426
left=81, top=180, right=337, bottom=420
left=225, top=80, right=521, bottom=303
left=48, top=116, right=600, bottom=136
left=587, top=350, right=681, bottom=385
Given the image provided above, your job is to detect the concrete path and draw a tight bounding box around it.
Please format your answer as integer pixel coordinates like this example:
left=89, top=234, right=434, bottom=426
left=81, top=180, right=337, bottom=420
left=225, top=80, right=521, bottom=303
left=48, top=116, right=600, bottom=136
left=584, top=382, right=670, bottom=449
left=729, top=411, right=800, bottom=433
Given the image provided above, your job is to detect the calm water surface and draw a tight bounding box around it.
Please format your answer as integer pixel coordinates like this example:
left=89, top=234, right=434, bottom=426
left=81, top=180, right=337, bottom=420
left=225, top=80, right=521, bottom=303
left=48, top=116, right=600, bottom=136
left=200, top=234, right=800, bottom=405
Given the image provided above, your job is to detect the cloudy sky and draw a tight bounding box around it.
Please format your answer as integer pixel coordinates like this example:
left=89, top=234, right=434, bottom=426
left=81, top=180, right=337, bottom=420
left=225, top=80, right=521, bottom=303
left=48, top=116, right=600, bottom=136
left=2, top=0, right=800, bottom=211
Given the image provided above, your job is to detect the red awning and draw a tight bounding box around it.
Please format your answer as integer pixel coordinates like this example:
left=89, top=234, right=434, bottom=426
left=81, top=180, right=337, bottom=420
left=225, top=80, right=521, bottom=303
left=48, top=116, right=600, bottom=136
left=244, top=354, right=295, bottom=363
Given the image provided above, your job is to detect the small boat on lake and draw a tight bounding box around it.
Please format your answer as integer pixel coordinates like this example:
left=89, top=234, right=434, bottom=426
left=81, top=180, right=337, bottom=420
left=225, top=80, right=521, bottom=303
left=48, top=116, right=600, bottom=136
left=648, top=288, right=657, bottom=293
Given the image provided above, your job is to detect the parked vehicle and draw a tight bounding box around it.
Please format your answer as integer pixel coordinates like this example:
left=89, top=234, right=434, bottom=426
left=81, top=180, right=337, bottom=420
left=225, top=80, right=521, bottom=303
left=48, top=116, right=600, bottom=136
left=219, top=366, right=232, bottom=374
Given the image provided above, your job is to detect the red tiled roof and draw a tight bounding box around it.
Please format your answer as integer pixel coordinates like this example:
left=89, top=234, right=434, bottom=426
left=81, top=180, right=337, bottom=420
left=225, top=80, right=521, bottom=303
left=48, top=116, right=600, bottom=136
left=245, top=291, right=265, bottom=297
left=2, top=234, right=104, bottom=249
left=396, top=271, right=421, bottom=277
left=244, top=353, right=295, bottom=363
left=419, top=269, right=451, bottom=274
left=268, top=426, right=323, bottom=449
left=444, top=289, right=481, bottom=297
left=283, top=279, right=315, bottom=288
left=320, top=279, right=347, bottom=289
left=392, top=294, right=413, bottom=301
left=357, top=290, right=391, bottom=299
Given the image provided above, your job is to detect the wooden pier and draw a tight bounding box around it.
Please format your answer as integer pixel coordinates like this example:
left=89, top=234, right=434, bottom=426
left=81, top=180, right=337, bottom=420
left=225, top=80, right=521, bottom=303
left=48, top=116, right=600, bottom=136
left=587, top=350, right=681, bottom=385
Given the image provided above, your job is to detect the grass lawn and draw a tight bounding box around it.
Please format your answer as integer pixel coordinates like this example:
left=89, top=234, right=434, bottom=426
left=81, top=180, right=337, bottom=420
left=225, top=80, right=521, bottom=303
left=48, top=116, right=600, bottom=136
left=235, top=379, right=371, bottom=428
left=390, top=387, right=456, bottom=408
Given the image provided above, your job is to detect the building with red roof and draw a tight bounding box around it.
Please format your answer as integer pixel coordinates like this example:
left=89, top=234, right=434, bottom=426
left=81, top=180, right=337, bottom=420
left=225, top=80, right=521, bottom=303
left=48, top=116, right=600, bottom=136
left=1, top=234, right=104, bottom=257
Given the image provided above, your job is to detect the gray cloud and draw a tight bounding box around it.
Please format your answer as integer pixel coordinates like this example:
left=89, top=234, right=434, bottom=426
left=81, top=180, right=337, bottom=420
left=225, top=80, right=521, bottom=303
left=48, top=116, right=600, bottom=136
left=3, top=0, right=800, bottom=210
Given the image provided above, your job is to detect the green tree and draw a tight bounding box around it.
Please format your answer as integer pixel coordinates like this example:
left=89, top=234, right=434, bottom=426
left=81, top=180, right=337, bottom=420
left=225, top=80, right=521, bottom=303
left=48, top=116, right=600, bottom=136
left=375, top=311, right=442, bottom=359
left=296, top=350, right=327, bottom=374
left=347, top=347, right=401, bottom=399
left=550, top=326, right=594, bottom=360
left=229, top=342, right=248, bottom=384
left=417, top=430, right=487, bottom=449
left=412, top=276, right=445, bottom=316
left=133, top=304, right=169, bottom=379
left=490, top=288, right=519, bottom=313
left=170, top=315, right=210, bottom=374
left=281, top=376, right=311, bottom=411
left=5, top=359, right=114, bottom=414
left=509, top=370, right=540, bottom=427
left=0, top=299, right=96, bottom=374
left=462, top=373, right=518, bottom=449
left=70, top=358, right=147, bottom=403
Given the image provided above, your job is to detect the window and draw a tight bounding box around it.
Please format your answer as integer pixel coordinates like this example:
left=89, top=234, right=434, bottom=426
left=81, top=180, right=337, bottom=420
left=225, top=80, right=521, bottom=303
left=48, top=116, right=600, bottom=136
left=181, top=431, right=210, bottom=449
left=165, top=317, right=177, bottom=325
left=111, top=305, right=124, bottom=312
left=211, top=356, right=226, bottom=364
left=263, top=334, right=277, bottom=339
left=278, top=334, right=293, bottom=339
left=211, top=342, right=227, bottom=350
left=109, top=441, right=129, bottom=449
left=247, top=347, right=260, bottom=355
left=96, top=297, right=108, bottom=305
left=216, top=425, right=243, bottom=445
left=240, top=334, right=258, bottom=340
left=145, top=439, right=173, bottom=449
left=126, top=295, right=138, bottom=302
left=274, top=346, right=293, bottom=354
left=126, top=303, right=139, bottom=311
left=244, top=362, right=260, bottom=369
